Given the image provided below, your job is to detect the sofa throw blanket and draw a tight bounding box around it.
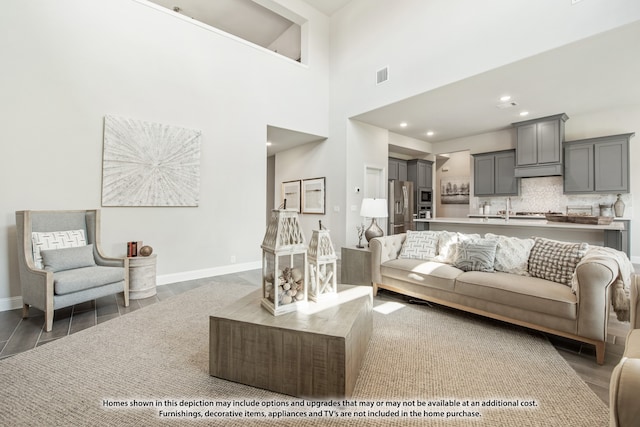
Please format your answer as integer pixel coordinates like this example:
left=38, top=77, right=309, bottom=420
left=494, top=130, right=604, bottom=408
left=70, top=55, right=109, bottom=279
left=572, top=246, right=634, bottom=321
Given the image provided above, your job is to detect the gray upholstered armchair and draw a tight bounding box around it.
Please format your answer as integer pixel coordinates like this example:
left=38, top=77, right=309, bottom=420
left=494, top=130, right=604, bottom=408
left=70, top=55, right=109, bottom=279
left=15, top=209, right=129, bottom=331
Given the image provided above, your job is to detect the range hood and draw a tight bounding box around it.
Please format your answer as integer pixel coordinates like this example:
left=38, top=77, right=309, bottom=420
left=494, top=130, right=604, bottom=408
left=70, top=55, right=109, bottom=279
left=512, top=113, right=568, bottom=178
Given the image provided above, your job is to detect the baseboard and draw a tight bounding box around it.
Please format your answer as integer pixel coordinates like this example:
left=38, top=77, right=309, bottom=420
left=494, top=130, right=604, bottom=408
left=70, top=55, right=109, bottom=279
left=0, top=262, right=262, bottom=312
left=0, top=296, right=23, bottom=312
left=631, top=255, right=640, bottom=265
left=156, top=261, right=262, bottom=286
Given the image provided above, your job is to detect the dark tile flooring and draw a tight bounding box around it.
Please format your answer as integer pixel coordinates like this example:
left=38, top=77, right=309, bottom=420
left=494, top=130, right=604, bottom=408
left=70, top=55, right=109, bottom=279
left=0, top=267, right=630, bottom=407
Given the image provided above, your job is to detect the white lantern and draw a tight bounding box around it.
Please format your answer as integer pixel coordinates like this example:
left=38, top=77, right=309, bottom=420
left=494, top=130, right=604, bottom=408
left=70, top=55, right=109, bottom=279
left=307, top=222, right=337, bottom=302
left=261, top=209, right=308, bottom=315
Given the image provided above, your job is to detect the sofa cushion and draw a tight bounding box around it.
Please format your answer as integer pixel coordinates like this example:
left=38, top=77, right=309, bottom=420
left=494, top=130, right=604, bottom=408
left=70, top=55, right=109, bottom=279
left=528, top=237, right=588, bottom=286
left=485, top=233, right=534, bottom=276
left=398, top=230, right=440, bottom=260
left=452, top=238, right=498, bottom=272
left=31, top=229, right=87, bottom=269
left=455, top=271, right=577, bottom=320
left=381, top=259, right=463, bottom=292
left=53, top=266, right=125, bottom=295
left=41, top=244, right=96, bottom=272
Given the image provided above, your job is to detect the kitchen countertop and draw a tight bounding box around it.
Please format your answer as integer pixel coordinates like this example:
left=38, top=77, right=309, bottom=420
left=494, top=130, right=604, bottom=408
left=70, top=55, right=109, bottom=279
left=414, top=217, right=625, bottom=230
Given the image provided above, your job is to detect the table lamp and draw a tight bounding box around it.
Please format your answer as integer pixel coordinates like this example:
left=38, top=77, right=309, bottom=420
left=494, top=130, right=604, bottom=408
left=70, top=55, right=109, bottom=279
left=360, top=198, right=388, bottom=244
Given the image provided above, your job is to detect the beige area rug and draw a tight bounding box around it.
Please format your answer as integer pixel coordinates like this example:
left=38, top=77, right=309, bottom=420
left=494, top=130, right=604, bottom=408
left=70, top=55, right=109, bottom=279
left=0, top=281, right=608, bottom=426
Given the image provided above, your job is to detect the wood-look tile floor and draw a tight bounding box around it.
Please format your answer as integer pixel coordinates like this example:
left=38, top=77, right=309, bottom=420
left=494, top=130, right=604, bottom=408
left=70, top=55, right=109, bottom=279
left=0, top=267, right=630, bottom=407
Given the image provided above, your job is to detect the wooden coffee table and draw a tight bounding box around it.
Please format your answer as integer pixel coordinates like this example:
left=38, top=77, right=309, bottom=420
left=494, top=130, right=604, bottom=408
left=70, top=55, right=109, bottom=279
left=209, top=285, right=373, bottom=398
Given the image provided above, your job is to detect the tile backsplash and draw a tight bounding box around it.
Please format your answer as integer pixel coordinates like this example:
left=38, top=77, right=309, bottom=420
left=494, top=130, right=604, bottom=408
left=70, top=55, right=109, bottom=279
left=474, top=176, right=632, bottom=217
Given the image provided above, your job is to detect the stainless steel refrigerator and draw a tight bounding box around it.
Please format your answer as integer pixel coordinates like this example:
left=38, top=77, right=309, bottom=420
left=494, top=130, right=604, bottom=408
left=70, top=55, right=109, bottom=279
left=388, top=180, right=414, bottom=235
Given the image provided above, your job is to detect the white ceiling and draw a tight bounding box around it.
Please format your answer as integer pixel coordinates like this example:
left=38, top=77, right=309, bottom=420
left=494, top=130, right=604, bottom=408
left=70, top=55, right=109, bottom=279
left=354, top=20, right=640, bottom=149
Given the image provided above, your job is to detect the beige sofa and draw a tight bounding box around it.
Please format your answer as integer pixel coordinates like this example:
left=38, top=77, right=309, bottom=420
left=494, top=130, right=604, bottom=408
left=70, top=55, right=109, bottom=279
left=610, top=275, right=640, bottom=426
left=370, top=232, right=625, bottom=365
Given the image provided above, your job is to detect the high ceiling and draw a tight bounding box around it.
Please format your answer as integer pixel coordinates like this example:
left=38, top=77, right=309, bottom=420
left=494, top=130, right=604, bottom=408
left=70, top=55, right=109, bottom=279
left=354, top=20, right=640, bottom=149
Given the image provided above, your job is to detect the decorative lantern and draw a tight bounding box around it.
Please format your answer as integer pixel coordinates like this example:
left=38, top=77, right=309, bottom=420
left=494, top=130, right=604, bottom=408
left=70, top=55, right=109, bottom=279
left=308, top=221, right=337, bottom=302
left=261, top=209, right=308, bottom=315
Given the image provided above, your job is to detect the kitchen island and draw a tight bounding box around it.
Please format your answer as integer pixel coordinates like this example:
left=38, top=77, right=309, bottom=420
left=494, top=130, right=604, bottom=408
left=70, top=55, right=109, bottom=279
left=414, top=217, right=627, bottom=255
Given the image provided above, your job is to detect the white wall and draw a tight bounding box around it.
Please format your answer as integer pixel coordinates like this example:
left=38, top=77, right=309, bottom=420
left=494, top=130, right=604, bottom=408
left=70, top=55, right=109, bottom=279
left=0, top=0, right=330, bottom=306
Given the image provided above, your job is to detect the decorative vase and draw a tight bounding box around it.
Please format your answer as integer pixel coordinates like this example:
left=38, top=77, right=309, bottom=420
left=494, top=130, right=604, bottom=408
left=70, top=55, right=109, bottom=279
left=614, top=194, right=625, bottom=217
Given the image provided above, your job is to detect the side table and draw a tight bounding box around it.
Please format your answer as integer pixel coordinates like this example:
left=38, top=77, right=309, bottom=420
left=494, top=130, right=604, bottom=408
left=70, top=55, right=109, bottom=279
left=128, top=254, right=157, bottom=299
left=341, top=246, right=372, bottom=286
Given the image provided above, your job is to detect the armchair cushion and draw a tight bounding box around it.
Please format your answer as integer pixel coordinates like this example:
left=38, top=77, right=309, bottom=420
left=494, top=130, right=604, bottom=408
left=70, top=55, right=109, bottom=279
left=54, top=266, right=125, bottom=295
left=31, top=229, right=87, bottom=269
left=41, top=244, right=96, bottom=272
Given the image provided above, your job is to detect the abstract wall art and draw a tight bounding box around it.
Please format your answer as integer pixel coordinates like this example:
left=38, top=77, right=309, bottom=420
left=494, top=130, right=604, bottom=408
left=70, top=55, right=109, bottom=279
left=102, top=115, right=202, bottom=207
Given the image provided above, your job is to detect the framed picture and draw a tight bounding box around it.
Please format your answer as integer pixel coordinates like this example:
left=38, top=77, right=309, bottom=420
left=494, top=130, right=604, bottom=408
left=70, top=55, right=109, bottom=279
left=281, top=180, right=301, bottom=213
left=302, top=177, right=326, bottom=214
left=440, top=176, right=470, bottom=204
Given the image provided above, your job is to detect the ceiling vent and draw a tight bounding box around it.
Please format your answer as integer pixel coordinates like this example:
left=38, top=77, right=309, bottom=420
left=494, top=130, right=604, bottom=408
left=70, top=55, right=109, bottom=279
left=376, top=67, right=389, bottom=85
left=496, top=101, right=518, bottom=109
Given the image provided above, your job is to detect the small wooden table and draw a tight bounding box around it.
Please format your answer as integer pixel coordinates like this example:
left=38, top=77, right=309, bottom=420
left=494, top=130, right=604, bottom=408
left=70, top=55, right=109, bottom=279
left=209, top=285, right=373, bottom=398
left=128, top=254, right=157, bottom=299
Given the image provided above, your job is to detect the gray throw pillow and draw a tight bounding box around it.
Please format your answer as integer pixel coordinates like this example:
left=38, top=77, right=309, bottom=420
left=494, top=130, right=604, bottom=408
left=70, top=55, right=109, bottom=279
left=41, top=244, right=96, bottom=272
left=453, top=238, right=498, bottom=272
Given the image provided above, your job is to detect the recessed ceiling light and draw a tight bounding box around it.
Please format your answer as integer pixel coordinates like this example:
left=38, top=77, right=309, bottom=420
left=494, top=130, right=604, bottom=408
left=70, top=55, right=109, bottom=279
left=426, top=131, right=435, bottom=136
left=266, top=142, right=272, bottom=146
left=500, top=95, right=511, bottom=102
left=400, top=122, right=408, bottom=128
left=519, top=111, right=529, bottom=117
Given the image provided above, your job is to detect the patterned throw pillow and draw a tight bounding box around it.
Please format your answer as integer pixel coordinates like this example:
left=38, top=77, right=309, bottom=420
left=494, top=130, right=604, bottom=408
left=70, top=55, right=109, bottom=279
left=528, top=237, right=588, bottom=286
left=31, top=229, right=87, bottom=269
left=453, top=238, right=498, bottom=272
left=399, top=230, right=440, bottom=260
left=435, top=232, right=480, bottom=264
left=485, top=233, right=534, bottom=276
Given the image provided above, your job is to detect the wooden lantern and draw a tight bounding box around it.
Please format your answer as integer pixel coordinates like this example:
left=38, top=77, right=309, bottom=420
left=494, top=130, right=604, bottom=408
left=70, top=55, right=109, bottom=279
left=261, top=209, right=308, bottom=315
left=307, top=221, right=337, bottom=302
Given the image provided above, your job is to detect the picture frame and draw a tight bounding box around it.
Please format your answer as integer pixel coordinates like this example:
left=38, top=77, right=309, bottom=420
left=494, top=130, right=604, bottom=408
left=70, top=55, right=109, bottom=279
left=281, top=180, right=301, bottom=213
left=302, top=177, right=326, bottom=214
left=440, top=176, right=470, bottom=205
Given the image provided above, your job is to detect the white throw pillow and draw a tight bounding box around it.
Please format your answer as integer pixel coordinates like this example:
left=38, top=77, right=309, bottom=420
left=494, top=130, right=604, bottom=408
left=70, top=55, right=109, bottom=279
left=435, top=232, right=480, bottom=264
left=31, top=229, right=87, bottom=269
left=485, top=233, right=534, bottom=276
left=398, top=230, right=440, bottom=260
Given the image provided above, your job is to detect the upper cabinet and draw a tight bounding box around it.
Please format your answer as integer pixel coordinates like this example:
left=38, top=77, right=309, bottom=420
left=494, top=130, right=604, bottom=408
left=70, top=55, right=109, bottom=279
left=564, top=133, right=634, bottom=194
left=512, top=113, right=568, bottom=178
left=407, top=159, right=433, bottom=189
left=388, top=158, right=408, bottom=181
left=472, top=150, right=519, bottom=197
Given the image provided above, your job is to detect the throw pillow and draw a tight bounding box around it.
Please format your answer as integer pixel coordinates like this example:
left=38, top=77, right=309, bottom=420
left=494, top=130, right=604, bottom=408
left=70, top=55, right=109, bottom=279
left=398, top=230, right=440, bottom=260
left=528, top=237, right=589, bottom=286
left=31, top=229, right=87, bottom=269
left=452, top=238, right=498, bottom=272
left=485, top=233, right=534, bottom=276
left=435, top=232, right=480, bottom=264
left=41, top=244, right=96, bottom=272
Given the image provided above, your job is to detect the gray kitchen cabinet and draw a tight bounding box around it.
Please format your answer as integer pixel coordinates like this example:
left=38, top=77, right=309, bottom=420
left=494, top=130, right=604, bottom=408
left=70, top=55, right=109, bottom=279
left=473, top=150, right=519, bottom=196
left=564, top=133, right=633, bottom=194
left=407, top=159, right=433, bottom=189
left=388, top=158, right=408, bottom=181
left=512, top=113, right=568, bottom=177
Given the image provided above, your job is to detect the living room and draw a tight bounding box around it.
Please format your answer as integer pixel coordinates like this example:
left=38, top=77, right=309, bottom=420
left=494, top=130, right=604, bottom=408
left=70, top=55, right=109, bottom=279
left=1, top=0, right=640, bottom=425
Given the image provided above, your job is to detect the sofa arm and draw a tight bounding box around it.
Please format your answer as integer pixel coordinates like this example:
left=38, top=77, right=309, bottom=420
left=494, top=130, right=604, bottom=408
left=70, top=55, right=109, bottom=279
left=370, top=234, right=406, bottom=285
left=610, top=330, right=640, bottom=427
left=574, top=257, right=618, bottom=341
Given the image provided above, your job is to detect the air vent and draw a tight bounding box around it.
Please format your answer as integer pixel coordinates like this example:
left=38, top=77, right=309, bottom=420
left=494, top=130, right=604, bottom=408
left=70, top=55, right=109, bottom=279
left=376, top=67, right=389, bottom=84
left=496, top=101, right=518, bottom=109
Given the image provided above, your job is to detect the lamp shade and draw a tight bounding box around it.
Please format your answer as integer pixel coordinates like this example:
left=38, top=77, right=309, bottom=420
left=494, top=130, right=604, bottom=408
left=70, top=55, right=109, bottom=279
left=360, top=198, right=388, bottom=218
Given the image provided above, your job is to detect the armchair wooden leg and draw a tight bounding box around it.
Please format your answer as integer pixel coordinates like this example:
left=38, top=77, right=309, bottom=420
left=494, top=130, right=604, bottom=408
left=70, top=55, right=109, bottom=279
left=595, top=341, right=605, bottom=365
left=45, top=311, right=53, bottom=332
left=22, top=304, right=29, bottom=318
